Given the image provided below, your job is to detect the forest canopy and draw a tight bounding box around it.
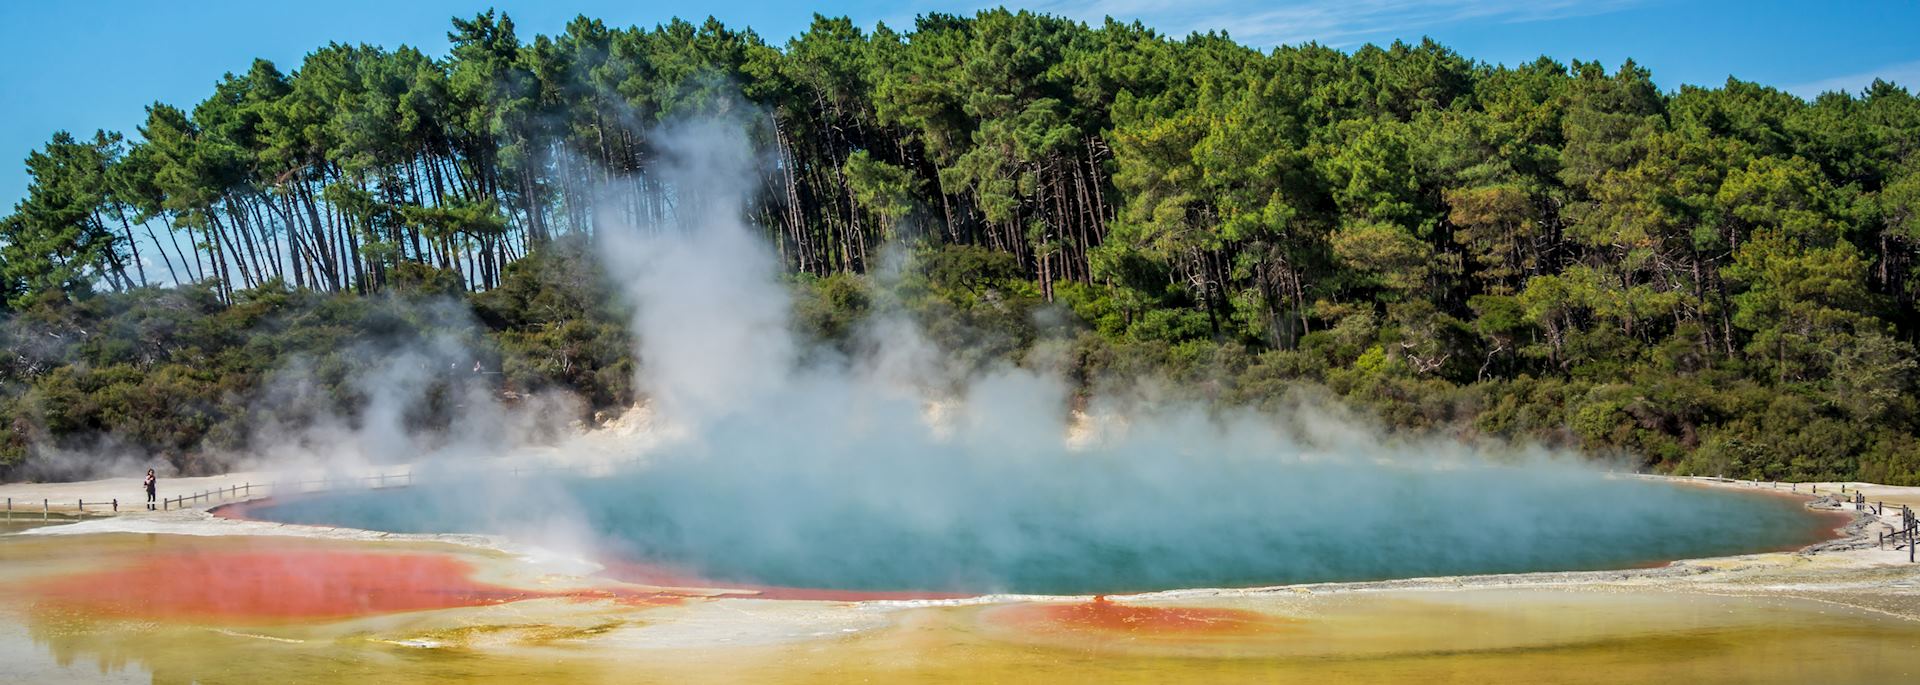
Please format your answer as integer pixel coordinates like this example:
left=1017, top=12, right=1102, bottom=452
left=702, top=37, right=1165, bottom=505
left=3, top=9, right=1920, bottom=484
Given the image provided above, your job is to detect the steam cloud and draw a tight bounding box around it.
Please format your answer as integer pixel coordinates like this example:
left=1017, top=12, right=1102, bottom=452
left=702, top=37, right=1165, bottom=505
left=3, top=292, right=584, bottom=482
left=253, top=112, right=1823, bottom=595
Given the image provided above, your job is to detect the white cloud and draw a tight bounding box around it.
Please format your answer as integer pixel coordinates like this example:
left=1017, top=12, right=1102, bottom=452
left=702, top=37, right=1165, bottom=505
left=1785, top=58, right=1920, bottom=99
left=1021, top=0, right=1643, bottom=46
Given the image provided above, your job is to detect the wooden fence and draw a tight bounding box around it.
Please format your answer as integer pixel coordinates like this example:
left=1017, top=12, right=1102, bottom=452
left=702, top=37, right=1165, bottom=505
left=1882, top=504, right=1919, bottom=564
left=0, top=457, right=650, bottom=521
left=156, top=471, right=418, bottom=511
left=1733, top=478, right=1919, bottom=564
left=149, top=459, right=647, bottom=510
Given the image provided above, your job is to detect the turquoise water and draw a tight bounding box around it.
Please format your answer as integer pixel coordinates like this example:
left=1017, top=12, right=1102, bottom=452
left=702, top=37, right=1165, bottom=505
left=243, top=462, right=1831, bottom=595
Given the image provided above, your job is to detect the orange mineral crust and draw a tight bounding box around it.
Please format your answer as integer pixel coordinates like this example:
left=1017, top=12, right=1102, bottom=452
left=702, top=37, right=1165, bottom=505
left=29, top=546, right=683, bottom=623
left=988, top=596, right=1290, bottom=637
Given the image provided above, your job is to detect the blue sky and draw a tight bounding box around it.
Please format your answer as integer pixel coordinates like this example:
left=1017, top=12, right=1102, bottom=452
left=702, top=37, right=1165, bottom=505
left=3, top=0, right=1918, bottom=211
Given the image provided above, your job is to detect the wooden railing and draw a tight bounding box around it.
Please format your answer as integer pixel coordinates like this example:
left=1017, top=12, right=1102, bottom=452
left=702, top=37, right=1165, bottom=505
left=4, top=497, right=72, bottom=522
left=1882, top=504, right=1919, bottom=564
left=158, top=472, right=415, bottom=511
left=147, top=457, right=646, bottom=512
left=4, top=459, right=657, bottom=522
left=5, top=495, right=145, bottom=520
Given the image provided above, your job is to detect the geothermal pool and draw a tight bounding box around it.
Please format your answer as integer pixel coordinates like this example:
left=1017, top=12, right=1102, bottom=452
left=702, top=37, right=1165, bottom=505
left=239, top=465, right=1837, bottom=596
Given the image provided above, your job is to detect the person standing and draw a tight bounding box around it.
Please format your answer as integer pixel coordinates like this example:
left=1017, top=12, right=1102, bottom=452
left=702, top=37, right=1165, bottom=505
left=144, top=469, right=156, bottom=511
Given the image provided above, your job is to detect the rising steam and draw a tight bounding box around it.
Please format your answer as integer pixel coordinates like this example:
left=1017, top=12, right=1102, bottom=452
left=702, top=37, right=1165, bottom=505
left=252, top=112, right=1824, bottom=595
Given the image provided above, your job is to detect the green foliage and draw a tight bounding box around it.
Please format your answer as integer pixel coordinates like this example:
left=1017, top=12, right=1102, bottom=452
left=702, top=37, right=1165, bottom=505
left=4, top=10, right=1920, bottom=483
left=1, top=132, right=128, bottom=307
left=793, top=272, right=873, bottom=345
left=0, top=240, right=631, bottom=477
left=843, top=150, right=923, bottom=235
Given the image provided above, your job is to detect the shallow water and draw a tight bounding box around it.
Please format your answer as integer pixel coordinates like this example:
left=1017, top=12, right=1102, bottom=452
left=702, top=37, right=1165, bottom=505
left=243, top=469, right=1836, bottom=595
left=2, top=533, right=1917, bottom=684
left=0, top=511, right=84, bottom=533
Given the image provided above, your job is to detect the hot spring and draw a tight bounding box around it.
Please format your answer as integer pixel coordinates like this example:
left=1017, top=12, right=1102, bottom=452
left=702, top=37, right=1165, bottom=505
left=236, top=120, right=1835, bottom=599
left=240, top=458, right=1832, bottom=596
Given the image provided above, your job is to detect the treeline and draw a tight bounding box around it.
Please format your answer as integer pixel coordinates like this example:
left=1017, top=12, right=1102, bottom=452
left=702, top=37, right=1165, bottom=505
left=4, top=9, right=1920, bottom=483
left=0, top=239, right=635, bottom=478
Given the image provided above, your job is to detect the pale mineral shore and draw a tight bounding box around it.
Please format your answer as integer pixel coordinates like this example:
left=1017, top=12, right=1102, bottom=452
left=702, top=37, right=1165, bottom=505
left=0, top=402, right=679, bottom=514
left=4, top=404, right=1920, bottom=618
